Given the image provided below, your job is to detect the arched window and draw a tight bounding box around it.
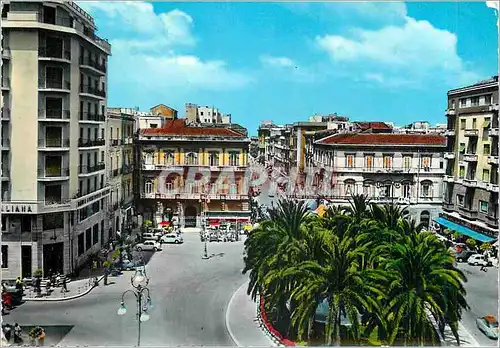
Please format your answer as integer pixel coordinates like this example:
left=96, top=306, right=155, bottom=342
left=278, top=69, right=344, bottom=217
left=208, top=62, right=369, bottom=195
left=420, top=210, right=430, bottom=227
left=143, top=153, right=153, bottom=165
left=164, top=151, right=175, bottom=165
left=145, top=180, right=153, bottom=194
left=363, top=180, right=374, bottom=197
left=344, top=179, right=356, bottom=196
left=420, top=180, right=433, bottom=198
left=185, top=152, right=198, bottom=165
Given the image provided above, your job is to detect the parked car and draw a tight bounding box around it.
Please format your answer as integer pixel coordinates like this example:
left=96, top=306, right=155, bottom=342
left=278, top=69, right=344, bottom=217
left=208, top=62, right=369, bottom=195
left=476, top=315, right=499, bottom=339
left=455, top=250, right=475, bottom=263
left=209, top=233, right=219, bottom=242
left=468, top=254, right=491, bottom=267
left=161, top=233, right=184, bottom=244
left=227, top=233, right=237, bottom=242
left=136, top=240, right=162, bottom=252
left=142, top=233, right=159, bottom=241
left=121, top=260, right=137, bottom=271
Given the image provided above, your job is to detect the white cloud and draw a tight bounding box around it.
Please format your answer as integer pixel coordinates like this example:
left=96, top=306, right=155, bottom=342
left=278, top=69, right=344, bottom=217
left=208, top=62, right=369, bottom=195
left=316, top=15, right=479, bottom=87
left=259, top=55, right=295, bottom=68
left=78, top=1, right=251, bottom=91
left=486, top=1, right=499, bottom=28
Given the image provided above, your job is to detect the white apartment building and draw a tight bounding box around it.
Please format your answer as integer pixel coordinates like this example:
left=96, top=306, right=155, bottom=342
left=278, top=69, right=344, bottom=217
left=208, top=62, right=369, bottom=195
left=309, top=133, right=447, bottom=226
left=185, top=103, right=231, bottom=124
left=1, top=0, right=111, bottom=279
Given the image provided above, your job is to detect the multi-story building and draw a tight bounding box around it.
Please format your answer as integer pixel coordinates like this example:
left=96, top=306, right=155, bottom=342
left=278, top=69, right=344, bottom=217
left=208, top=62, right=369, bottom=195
left=136, top=119, right=251, bottom=228
left=150, top=104, right=178, bottom=120
left=436, top=76, right=499, bottom=243
left=393, top=121, right=447, bottom=135
left=185, top=103, right=231, bottom=124
left=257, top=120, right=274, bottom=163
left=1, top=0, right=111, bottom=279
left=266, top=125, right=293, bottom=176
left=310, top=133, right=447, bottom=226
left=106, top=108, right=136, bottom=235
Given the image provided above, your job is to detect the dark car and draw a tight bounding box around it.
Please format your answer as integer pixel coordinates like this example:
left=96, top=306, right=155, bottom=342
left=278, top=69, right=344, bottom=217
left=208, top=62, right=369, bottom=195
left=455, top=250, right=475, bottom=263
left=209, top=233, right=219, bottom=242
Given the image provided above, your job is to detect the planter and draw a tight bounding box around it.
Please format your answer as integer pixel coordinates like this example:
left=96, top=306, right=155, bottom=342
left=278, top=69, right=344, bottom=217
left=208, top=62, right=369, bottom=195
left=259, top=295, right=296, bottom=346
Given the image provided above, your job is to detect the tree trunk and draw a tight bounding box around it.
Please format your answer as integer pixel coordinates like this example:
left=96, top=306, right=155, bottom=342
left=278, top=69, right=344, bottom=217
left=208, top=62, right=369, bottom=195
left=334, top=310, right=341, bottom=347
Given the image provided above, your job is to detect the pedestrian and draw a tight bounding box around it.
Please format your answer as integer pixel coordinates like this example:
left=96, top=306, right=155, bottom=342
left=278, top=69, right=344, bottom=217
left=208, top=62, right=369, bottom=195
left=3, top=324, right=12, bottom=342
left=35, top=276, right=41, bottom=296
left=15, top=277, right=23, bottom=292
left=37, top=326, right=45, bottom=347
left=13, top=323, right=22, bottom=344
left=480, top=264, right=488, bottom=272
left=61, top=277, right=68, bottom=293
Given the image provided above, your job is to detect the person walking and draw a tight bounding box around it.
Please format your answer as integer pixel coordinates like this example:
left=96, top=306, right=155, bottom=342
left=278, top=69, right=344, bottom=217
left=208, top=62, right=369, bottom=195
left=13, top=323, right=22, bottom=344
left=3, top=324, right=12, bottom=342
left=61, top=277, right=68, bottom=293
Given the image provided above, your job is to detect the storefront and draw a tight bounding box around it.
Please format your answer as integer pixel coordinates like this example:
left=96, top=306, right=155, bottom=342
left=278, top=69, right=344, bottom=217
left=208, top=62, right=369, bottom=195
left=433, top=214, right=497, bottom=244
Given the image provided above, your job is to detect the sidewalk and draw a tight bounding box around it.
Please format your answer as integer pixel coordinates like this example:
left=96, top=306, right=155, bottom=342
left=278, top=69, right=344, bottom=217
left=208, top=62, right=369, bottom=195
left=441, top=322, right=480, bottom=347
left=23, top=275, right=105, bottom=301
left=226, top=280, right=277, bottom=347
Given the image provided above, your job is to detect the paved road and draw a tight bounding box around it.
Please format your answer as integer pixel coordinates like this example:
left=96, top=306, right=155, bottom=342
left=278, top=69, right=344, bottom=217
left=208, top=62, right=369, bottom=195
left=6, top=233, right=248, bottom=346
left=457, top=262, right=498, bottom=346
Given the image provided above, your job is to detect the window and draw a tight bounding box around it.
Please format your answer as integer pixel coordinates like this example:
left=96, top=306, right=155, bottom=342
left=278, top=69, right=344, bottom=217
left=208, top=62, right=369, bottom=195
left=229, top=152, right=239, bottom=166
left=344, top=180, right=355, bottom=195
left=421, top=156, right=431, bottom=168
left=459, top=98, right=467, bottom=107
left=471, top=97, right=479, bottom=106
left=164, top=152, right=175, bottom=165
left=459, top=166, right=465, bottom=178
left=480, top=201, right=488, bottom=213
left=78, top=233, right=84, bottom=256
left=485, top=95, right=492, bottom=105
left=92, top=224, right=99, bottom=245
left=403, top=156, right=412, bottom=169
left=484, top=144, right=491, bottom=155
left=483, top=169, right=490, bottom=182
left=383, top=155, right=392, bottom=169
left=362, top=182, right=373, bottom=196
left=364, top=155, right=374, bottom=169
left=421, top=181, right=432, bottom=198
left=460, top=119, right=466, bottom=130
left=403, top=183, right=411, bottom=198
left=145, top=181, right=153, bottom=194
left=209, top=152, right=219, bottom=166
left=472, top=118, right=477, bottom=128
left=85, top=228, right=92, bottom=250
left=459, top=143, right=466, bottom=153
left=457, top=194, right=464, bottom=206
left=185, top=152, right=198, bottom=165
left=1, top=245, right=7, bottom=268
left=345, top=154, right=355, bottom=168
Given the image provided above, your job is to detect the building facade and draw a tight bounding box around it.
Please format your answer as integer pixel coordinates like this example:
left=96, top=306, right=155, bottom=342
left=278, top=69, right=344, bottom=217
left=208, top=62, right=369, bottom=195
left=1, top=0, right=111, bottom=279
left=185, top=103, right=231, bottom=124
left=136, top=119, right=251, bottom=228
left=310, top=133, right=447, bottom=226
left=437, top=76, right=499, bottom=242
left=106, top=108, right=135, bottom=235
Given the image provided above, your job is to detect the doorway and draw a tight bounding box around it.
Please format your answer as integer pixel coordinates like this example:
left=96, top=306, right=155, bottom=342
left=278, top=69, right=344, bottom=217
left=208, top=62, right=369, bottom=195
left=21, top=246, right=32, bottom=279
left=184, top=206, right=197, bottom=227
left=43, top=242, right=64, bottom=277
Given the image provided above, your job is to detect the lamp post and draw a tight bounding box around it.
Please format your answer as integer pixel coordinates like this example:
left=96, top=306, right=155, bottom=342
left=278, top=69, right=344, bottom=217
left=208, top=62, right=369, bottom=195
left=199, top=194, right=210, bottom=259
left=375, top=181, right=401, bottom=204
left=117, top=268, right=153, bottom=347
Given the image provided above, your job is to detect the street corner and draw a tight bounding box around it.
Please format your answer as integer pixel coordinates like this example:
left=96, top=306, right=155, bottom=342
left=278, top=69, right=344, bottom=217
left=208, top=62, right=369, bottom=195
left=23, top=275, right=105, bottom=302
left=1, top=325, right=73, bottom=347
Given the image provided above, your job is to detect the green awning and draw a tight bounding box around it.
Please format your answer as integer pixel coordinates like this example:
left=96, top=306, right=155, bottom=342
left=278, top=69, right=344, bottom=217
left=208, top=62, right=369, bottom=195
left=484, top=120, right=491, bottom=128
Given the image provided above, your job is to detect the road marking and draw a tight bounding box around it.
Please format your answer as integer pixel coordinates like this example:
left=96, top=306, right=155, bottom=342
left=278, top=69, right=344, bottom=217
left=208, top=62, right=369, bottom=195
left=225, top=280, right=248, bottom=347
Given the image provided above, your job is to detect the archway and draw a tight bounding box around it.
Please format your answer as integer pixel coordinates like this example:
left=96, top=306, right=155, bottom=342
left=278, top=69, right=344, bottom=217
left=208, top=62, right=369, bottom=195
left=420, top=210, right=430, bottom=228
left=184, top=206, right=198, bottom=227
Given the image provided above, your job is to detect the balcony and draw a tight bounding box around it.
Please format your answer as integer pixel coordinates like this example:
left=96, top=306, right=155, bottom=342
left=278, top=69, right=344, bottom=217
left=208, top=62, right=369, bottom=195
left=78, top=138, right=105, bottom=148
left=462, top=178, right=478, bottom=188
left=1, top=108, right=10, bottom=120
left=487, top=184, right=499, bottom=193
left=38, top=109, right=70, bottom=121
left=2, top=47, right=10, bottom=59
left=490, top=128, right=499, bottom=137
left=443, top=175, right=455, bottom=183
left=111, top=139, right=121, bottom=146
left=38, top=78, right=70, bottom=92
left=462, top=153, right=478, bottom=162
left=485, top=213, right=499, bottom=228
left=79, top=84, right=106, bottom=99
left=444, top=129, right=455, bottom=137
left=78, top=162, right=105, bottom=175
left=445, top=109, right=456, bottom=116
left=1, top=78, right=10, bottom=90
left=442, top=201, right=454, bottom=212
left=79, top=111, right=105, bottom=123
left=38, top=46, right=71, bottom=62
left=458, top=205, right=478, bottom=220
left=38, top=138, right=70, bottom=150
left=141, top=192, right=249, bottom=200
left=79, top=56, right=106, bottom=75
left=121, top=164, right=134, bottom=174
left=444, top=152, right=455, bottom=160
left=489, top=104, right=499, bottom=112
left=464, top=129, right=479, bottom=137
left=488, top=155, right=499, bottom=165
left=38, top=167, right=70, bottom=180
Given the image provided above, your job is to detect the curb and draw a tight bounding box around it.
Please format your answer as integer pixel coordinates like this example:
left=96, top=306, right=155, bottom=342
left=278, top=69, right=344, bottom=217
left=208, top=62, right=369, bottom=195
left=256, top=296, right=284, bottom=347
left=225, top=281, right=247, bottom=347
left=23, top=275, right=105, bottom=302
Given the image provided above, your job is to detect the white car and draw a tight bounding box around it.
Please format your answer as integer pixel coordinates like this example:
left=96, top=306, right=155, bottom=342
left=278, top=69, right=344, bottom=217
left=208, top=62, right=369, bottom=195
left=136, top=240, right=162, bottom=252
left=468, top=254, right=489, bottom=267
left=160, top=233, right=183, bottom=244
left=142, top=233, right=159, bottom=241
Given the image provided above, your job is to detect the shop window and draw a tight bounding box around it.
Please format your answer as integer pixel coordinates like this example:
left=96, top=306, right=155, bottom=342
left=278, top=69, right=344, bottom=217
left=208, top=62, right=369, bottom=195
left=1, top=246, right=8, bottom=268
left=78, top=233, right=84, bottom=256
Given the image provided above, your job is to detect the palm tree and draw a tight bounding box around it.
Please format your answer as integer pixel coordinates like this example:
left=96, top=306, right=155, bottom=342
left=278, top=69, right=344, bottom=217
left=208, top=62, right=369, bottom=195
left=371, top=203, right=408, bottom=230
left=346, top=194, right=371, bottom=221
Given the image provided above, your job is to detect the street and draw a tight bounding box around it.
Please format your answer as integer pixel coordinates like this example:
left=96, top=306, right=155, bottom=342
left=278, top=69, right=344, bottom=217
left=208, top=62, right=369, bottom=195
left=6, top=233, right=248, bottom=346
left=457, top=263, right=499, bottom=346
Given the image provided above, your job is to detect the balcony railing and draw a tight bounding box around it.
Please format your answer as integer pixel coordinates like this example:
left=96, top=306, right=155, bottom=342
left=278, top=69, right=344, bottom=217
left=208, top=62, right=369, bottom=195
left=1, top=78, right=10, bottom=89
left=79, top=84, right=106, bottom=98
left=38, top=138, right=70, bottom=148
left=39, top=78, right=70, bottom=90
left=462, top=178, right=477, bottom=188
left=1, top=108, right=10, bottom=120
left=111, top=139, right=121, bottom=146
left=38, top=109, right=70, bottom=120
left=79, top=56, right=107, bottom=73
left=462, top=154, right=478, bottom=162
left=79, top=111, right=105, bottom=122
left=444, top=129, right=455, bottom=137
left=464, top=129, right=479, bottom=137
left=444, top=152, right=455, bottom=160
left=490, top=128, right=499, bottom=137
left=445, top=109, right=456, bottom=116
left=458, top=205, right=478, bottom=220
left=442, top=201, right=454, bottom=211
left=78, top=162, right=105, bottom=174
left=38, top=46, right=71, bottom=60
left=38, top=167, right=70, bottom=178
left=78, top=138, right=105, bottom=147
left=487, top=156, right=499, bottom=165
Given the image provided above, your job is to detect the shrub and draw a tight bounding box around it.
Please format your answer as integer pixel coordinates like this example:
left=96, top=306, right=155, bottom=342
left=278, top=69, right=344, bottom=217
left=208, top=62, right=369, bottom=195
left=466, top=238, right=477, bottom=249
left=33, top=269, right=43, bottom=278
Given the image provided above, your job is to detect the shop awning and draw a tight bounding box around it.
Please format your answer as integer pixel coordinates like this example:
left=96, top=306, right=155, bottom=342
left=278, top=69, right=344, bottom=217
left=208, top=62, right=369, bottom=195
left=433, top=217, right=496, bottom=243
left=159, top=221, right=170, bottom=226
left=207, top=217, right=250, bottom=222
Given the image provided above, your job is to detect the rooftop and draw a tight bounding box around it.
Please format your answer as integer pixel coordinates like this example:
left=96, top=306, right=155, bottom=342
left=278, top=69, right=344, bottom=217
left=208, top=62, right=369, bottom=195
left=354, top=122, right=393, bottom=131
left=140, top=119, right=246, bottom=138
left=317, top=133, right=446, bottom=146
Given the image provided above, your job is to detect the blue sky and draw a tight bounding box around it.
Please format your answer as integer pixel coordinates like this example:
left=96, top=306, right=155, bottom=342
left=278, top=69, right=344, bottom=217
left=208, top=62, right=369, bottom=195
left=79, top=1, right=498, bottom=135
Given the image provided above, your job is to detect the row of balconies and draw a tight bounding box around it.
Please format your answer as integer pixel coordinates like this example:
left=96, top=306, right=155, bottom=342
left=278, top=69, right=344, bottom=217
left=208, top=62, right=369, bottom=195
left=78, top=138, right=105, bottom=148
left=445, top=176, right=499, bottom=193
left=140, top=192, right=249, bottom=200
left=38, top=138, right=70, bottom=148
left=38, top=78, right=71, bottom=91
left=79, top=84, right=106, bottom=98
left=1, top=108, right=105, bottom=122
left=79, top=111, right=105, bottom=122
left=79, top=56, right=107, bottom=73
left=142, top=163, right=248, bottom=171
left=442, top=201, right=498, bottom=227
left=37, top=167, right=70, bottom=179
left=39, top=46, right=71, bottom=61
left=78, top=163, right=105, bottom=175
left=330, top=166, right=443, bottom=174
left=444, top=128, right=498, bottom=137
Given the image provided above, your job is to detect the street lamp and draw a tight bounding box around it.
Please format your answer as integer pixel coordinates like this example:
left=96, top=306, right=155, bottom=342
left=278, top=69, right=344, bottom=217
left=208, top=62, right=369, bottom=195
left=199, top=194, right=210, bottom=259
left=117, top=269, right=153, bottom=347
